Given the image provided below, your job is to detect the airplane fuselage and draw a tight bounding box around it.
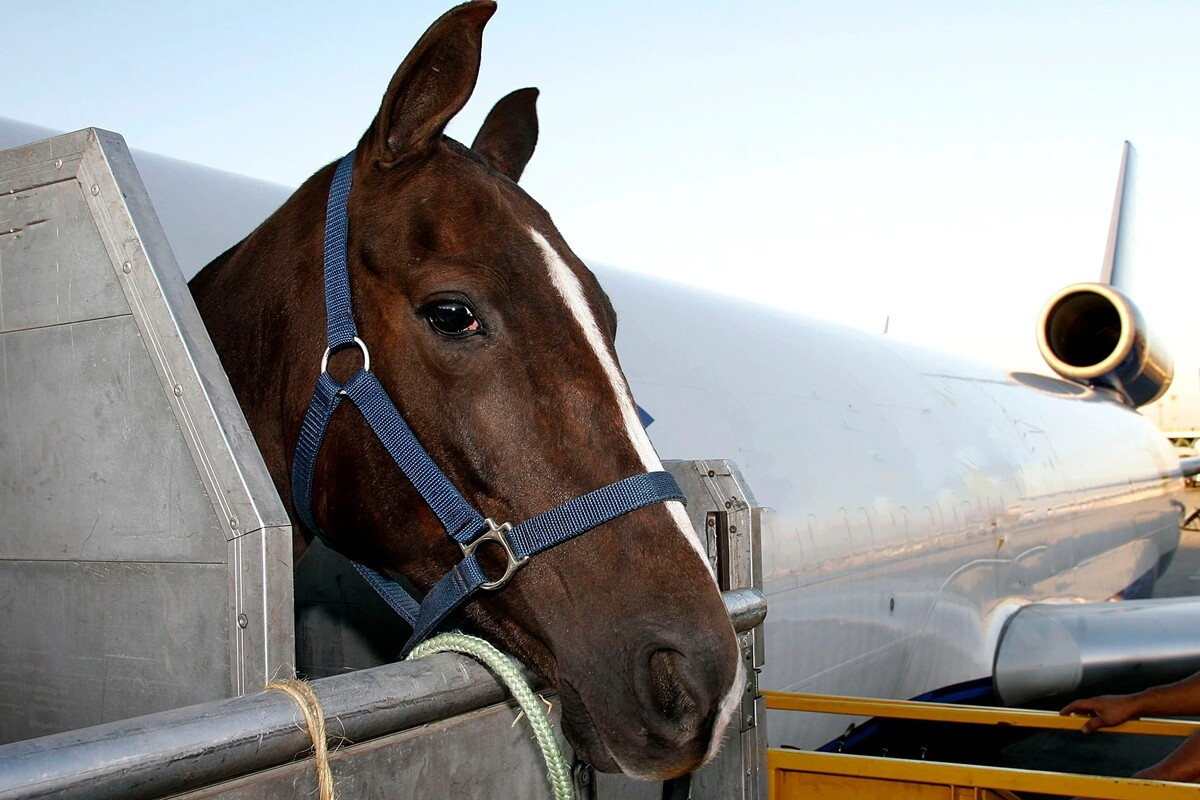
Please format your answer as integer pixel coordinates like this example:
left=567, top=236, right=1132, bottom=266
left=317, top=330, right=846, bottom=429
left=600, top=268, right=1185, bottom=748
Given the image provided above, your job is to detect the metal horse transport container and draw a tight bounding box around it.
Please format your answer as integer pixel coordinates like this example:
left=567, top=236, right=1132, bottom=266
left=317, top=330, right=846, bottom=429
left=0, top=129, right=768, bottom=799
left=0, top=128, right=294, bottom=742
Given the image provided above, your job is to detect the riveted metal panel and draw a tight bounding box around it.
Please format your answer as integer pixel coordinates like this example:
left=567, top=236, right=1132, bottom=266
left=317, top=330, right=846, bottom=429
left=0, top=129, right=293, bottom=743
left=0, top=178, right=128, bottom=332
left=0, top=560, right=229, bottom=743
left=0, top=316, right=224, bottom=563
left=230, top=525, right=296, bottom=696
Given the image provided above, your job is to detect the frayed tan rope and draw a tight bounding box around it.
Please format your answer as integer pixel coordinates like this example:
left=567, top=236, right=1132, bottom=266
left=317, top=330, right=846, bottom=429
left=266, top=678, right=336, bottom=800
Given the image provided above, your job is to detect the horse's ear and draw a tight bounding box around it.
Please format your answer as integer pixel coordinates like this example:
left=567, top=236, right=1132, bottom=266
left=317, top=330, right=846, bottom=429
left=365, top=0, right=497, bottom=170
left=471, top=88, right=540, bottom=182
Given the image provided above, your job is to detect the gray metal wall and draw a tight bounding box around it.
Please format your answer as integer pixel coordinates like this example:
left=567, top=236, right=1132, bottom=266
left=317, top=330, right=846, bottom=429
left=0, top=129, right=294, bottom=743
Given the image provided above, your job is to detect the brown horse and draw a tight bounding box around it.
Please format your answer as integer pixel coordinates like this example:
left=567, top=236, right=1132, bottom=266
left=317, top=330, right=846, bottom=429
left=189, top=0, right=742, bottom=780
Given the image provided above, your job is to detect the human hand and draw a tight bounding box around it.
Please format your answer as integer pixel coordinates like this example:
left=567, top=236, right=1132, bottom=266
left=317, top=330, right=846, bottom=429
left=1060, top=694, right=1141, bottom=734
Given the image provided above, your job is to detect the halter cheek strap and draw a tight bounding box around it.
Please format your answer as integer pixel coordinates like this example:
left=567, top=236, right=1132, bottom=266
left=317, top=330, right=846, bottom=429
left=291, top=152, right=687, bottom=656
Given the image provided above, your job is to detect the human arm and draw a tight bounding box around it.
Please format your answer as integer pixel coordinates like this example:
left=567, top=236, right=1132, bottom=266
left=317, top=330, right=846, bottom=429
left=1060, top=670, right=1200, bottom=733
left=1135, top=729, right=1200, bottom=784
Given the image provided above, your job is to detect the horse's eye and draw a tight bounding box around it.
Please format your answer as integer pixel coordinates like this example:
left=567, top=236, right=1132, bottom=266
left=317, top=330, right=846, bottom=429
left=423, top=301, right=481, bottom=337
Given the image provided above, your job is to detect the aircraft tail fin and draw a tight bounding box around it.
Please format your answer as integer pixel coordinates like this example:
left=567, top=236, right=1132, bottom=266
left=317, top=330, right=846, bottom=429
left=1035, top=140, right=1172, bottom=407
left=1100, top=141, right=1136, bottom=289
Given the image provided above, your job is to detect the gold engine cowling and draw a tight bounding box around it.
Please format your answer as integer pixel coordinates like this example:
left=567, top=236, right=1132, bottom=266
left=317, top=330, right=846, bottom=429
left=1036, top=282, right=1173, bottom=408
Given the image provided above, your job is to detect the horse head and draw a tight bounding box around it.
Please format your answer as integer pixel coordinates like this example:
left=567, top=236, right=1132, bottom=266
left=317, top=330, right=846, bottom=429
left=191, top=0, right=743, bottom=779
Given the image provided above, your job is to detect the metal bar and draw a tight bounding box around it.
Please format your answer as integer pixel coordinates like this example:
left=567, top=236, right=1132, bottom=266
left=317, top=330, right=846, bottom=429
left=768, top=748, right=1200, bottom=800
left=763, top=691, right=1200, bottom=737
left=0, top=653, right=522, bottom=800
left=722, top=587, right=766, bottom=633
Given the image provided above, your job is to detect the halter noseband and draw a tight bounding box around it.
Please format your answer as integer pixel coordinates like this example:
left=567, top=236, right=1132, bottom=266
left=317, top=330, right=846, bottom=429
left=291, top=152, right=687, bottom=656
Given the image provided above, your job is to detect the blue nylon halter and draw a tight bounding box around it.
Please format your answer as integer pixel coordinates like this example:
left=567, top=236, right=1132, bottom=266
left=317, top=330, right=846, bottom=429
left=291, top=151, right=687, bottom=656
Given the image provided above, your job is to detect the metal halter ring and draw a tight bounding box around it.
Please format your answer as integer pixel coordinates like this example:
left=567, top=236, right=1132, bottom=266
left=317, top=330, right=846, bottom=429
left=460, top=518, right=530, bottom=590
left=321, top=336, right=371, bottom=374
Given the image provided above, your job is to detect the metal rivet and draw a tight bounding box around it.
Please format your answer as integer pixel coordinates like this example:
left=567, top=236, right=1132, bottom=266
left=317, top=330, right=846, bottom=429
left=729, top=525, right=737, bottom=533
left=54, top=159, right=62, bottom=170
left=707, top=470, right=716, bottom=477
left=237, top=614, right=248, bottom=629
left=173, top=383, right=183, bottom=397
left=725, top=500, right=733, bottom=509
left=122, top=261, right=132, bottom=274
left=229, top=516, right=239, bottom=530
left=90, top=184, right=99, bottom=196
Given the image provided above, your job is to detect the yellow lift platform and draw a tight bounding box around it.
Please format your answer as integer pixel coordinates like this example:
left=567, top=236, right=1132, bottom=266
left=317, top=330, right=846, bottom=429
left=765, top=691, right=1200, bottom=799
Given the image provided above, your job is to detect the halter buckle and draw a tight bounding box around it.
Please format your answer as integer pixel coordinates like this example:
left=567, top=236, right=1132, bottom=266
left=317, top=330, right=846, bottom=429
left=460, top=518, right=528, bottom=590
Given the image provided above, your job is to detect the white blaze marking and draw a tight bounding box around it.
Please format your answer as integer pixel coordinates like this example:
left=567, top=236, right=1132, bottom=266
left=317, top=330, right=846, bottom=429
left=704, top=657, right=747, bottom=766
left=530, top=228, right=745, bottom=776
left=528, top=228, right=713, bottom=575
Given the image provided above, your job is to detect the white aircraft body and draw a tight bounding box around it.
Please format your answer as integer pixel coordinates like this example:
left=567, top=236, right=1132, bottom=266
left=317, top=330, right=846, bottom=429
left=2, top=118, right=1193, bottom=752
left=611, top=267, right=1186, bottom=747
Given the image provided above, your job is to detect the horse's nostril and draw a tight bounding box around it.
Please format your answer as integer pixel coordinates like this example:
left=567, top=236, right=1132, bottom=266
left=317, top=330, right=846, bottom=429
left=647, top=649, right=702, bottom=734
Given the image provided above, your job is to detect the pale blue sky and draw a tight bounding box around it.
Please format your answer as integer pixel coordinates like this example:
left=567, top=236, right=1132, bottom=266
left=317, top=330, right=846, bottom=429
left=7, top=1, right=1200, bottom=423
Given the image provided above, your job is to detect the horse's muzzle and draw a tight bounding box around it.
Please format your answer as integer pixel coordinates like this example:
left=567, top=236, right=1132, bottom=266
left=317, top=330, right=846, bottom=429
left=556, top=625, right=744, bottom=781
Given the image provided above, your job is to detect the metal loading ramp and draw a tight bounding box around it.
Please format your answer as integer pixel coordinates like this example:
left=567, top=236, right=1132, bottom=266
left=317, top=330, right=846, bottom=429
left=0, top=129, right=294, bottom=742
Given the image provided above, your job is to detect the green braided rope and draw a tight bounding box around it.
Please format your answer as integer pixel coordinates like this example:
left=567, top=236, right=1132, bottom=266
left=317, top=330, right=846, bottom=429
left=407, top=632, right=573, bottom=800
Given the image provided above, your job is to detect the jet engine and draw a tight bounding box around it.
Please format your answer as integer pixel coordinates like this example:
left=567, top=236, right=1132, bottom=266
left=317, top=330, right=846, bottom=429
left=1036, top=282, right=1172, bottom=407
